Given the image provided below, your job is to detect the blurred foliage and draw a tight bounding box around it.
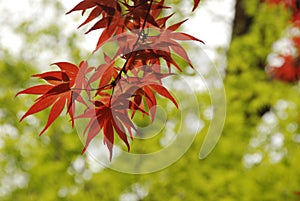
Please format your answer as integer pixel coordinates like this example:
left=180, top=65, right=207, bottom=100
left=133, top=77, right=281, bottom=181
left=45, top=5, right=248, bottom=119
left=1, top=0, right=300, bottom=200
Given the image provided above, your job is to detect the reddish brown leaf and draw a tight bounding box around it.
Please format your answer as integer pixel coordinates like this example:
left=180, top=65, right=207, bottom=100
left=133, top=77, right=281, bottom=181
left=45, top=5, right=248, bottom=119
left=94, top=28, right=114, bottom=52
left=81, top=115, right=104, bottom=154
left=171, top=32, right=204, bottom=44
left=20, top=96, right=57, bottom=122
left=78, top=6, right=103, bottom=28
left=18, top=61, right=90, bottom=134
left=66, top=0, right=97, bottom=15
left=40, top=95, right=67, bottom=135
left=32, top=71, right=69, bottom=83
left=44, top=83, right=70, bottom=96
left=85, top=17, right=109, bottom=34
left=170, top=41, right=195, bottom=68
left=114, top=111, right=136, bottom=139
left=149, top=84, right=178, bottom=108
left=79, top=100, right=134, bottom=159
left=113, top=119, right=130, bottom=151
left=151, top=0, right=170, bottom=19
left=52, top=62, right=79, bottom=74
left=74, top=61, right=94, bottom=97
left=167, top=19, right=188, bottom=31
left=103, top=120, right=114, bottom=160
left=144, top=85, right=157, bottom=121
left=193, top=0, right=201, bottom=11
left=156, top=13, right=174, bottom=28
left=16, top=85, right=53, bottom=96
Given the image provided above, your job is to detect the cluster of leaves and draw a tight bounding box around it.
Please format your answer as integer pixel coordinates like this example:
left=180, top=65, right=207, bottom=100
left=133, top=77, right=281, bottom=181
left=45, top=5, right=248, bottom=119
left=17, top=0, right=203, bottom=159
left=266, top=0, right=300, bottom=82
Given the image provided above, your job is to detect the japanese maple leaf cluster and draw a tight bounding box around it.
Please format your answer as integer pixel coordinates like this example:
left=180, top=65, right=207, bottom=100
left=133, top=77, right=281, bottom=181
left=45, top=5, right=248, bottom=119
left=17, top=0, right=203, bottom=159
left=266, top=0, right=300, bottom=82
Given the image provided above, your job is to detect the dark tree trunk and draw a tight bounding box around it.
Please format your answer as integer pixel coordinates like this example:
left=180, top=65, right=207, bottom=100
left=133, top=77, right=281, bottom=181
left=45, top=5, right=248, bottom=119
left=231, top=0, right=253, bottom=37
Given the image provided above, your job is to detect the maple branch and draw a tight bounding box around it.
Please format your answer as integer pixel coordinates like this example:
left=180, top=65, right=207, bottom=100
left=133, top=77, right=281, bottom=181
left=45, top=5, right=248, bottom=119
left=117, top=0, right=154, bottom=78
left=72, top=87, right=103, bottom=92
left=109, top=0, right=154, bottom=105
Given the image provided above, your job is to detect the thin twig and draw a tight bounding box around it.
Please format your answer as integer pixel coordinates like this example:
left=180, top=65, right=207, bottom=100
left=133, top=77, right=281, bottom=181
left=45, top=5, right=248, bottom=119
left=109, top=0, right=154, bottom=105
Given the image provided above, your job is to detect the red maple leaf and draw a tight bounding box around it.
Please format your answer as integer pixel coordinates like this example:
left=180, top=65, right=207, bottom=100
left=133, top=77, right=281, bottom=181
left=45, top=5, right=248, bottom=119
left=17, top=61, right=91, bottom=134
left=147, top=21, right=204, bottom=71
left=77, top=96, right=136, bottom=160
left=117, top=66, right=177, bottom=120
left=89, top=54, right=120, bottom=92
